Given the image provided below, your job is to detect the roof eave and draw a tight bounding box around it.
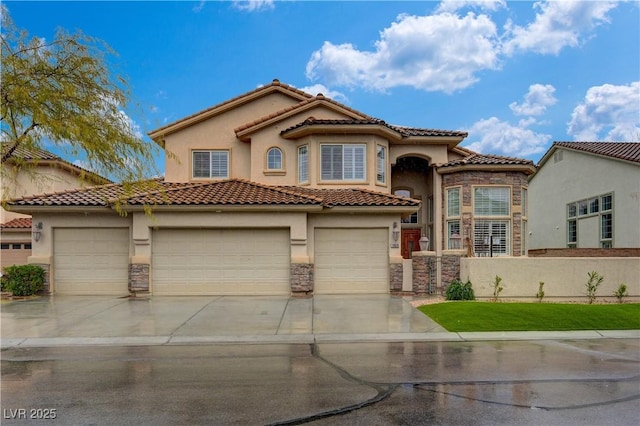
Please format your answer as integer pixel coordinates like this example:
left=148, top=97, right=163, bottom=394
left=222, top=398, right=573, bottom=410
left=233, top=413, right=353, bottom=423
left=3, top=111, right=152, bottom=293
left=320, top=205, right=420, bottom=214
left=280, top=123, right=402, bottom=141
left=392, top=135, right=465, bottom=148
left=117, top=204, right=324, bottom=213
left=437, top=164, right=536, bottom=175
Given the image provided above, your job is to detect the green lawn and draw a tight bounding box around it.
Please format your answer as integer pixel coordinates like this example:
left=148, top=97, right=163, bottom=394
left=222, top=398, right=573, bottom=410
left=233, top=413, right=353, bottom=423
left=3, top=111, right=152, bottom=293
left=418, top=302, right=640, bottom=332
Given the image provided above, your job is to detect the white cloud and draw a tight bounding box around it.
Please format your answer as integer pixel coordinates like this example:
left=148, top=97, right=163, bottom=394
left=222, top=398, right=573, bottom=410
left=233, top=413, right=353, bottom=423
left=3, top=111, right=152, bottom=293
left=298, top=84, right=348, bottom=103
left=568, top=81, right=640, bottom=141
left=192, top=1, right=206, bottom=13
left=465, top=117, right=551, bottom=157
left=502, top=0, right=619, bottom=56
left=232, top=0, right=274, bottom=12
left=306, top=12, right=500, bottom=93
left=509, top=84, right=557, bottom=116
left=436, top=0, right=505, bottom=13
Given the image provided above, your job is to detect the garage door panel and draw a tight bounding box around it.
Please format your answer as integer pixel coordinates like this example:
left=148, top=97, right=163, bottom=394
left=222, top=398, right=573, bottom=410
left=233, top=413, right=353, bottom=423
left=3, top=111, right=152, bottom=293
left=54, top=228, right=129, bottom=295
left=315, top=228, right=389, bottom=294
left=152, top=229, right=290, bottom=295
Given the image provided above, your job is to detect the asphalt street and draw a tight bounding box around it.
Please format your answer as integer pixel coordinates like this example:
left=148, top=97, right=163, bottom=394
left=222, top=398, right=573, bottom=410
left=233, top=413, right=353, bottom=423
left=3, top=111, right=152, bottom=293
left=2, top=339, right=639, bottom=425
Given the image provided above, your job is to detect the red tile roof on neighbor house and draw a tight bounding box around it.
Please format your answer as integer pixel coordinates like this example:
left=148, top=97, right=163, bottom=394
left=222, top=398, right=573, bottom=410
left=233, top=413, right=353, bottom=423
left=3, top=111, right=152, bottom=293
left=7, top=179, right=420, bottom=210
left=552, top=142, right=640, bottom=164
left=0, top=218, right=32, bottom=229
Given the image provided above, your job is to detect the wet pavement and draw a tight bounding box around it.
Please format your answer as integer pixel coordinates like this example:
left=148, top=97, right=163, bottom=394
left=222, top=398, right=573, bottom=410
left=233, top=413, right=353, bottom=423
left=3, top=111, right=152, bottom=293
left=2, top=295, right=638, bottom=349
left=1, top=339, right=639, bottom=425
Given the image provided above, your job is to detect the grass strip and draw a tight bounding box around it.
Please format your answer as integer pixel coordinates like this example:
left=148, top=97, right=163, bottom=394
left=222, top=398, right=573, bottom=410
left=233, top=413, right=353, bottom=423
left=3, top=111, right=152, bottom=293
left=418, top=302, right=640, bottom=332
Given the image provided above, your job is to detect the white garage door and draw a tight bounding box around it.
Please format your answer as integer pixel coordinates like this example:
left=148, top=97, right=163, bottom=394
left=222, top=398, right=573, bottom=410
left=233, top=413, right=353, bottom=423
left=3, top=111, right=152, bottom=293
left=152, top=229, right=290, bottom=295
left=314, top=228, right=389, bottom=294
left=54, top=228, right=130, bottom=295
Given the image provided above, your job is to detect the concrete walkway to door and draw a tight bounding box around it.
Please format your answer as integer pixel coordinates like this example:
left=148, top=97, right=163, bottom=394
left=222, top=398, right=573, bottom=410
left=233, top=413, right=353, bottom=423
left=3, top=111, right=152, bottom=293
left=1, top=295, right=450, bottom=348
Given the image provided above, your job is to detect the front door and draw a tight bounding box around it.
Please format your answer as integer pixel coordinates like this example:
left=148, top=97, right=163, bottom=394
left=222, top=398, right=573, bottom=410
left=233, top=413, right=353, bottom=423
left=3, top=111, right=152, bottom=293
left=401, top=228, right=422, bottom=259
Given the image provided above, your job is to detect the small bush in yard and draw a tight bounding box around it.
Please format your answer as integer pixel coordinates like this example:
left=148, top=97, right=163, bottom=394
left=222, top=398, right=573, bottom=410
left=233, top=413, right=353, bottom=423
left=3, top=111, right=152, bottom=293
left=613, top=283, right=628, bottom=304
left=492, top=275, right=504, bottom=302
left=445, top=279, right=475, bottom=301
left=585, top=271, right=604, bottom=304
left=536, top=281, right=545, bottom=303
left=1, top=265, right=45, bottom=296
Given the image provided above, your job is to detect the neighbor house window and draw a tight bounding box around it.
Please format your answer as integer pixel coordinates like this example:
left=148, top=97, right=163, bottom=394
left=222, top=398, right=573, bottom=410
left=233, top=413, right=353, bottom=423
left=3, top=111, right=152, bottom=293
left=266, top=147, right=283, bottom=170
left=567, top=192, right=613, bottom=248
left=521, top=188, right=528, bottom=255
left=446, top=187, right=461, bottom=249
left=600, top=193, right=613, bottom=247
left=321, top=144, right=365, bottom=181
left=473, top=187, right=510, bottom=256
left=298, top=145, right=308, bottom=183
left=376, top=145, right=386, bottom=184
left=193, top=150, right=229, bottom=179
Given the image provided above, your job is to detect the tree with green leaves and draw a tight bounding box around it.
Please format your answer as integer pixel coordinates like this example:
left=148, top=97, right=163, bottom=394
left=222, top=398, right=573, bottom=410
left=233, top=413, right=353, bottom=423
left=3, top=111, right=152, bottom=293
left=1, top=5, right=159, bottom=187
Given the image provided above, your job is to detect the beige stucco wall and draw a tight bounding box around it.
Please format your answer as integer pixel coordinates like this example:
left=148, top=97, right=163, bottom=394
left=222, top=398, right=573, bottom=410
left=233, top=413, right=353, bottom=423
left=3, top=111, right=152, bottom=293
left=461, top=257, right=640, bottom=300
left=163, top=92, right=304, bottom=183
left=529, top=149, right=640, bottom=249
left=1, top=164, right=90, bottom=223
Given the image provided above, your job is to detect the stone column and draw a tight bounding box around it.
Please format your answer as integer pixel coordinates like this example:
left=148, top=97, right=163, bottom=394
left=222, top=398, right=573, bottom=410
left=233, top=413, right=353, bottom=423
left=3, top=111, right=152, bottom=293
left=291, top=263, right=313, bottom=296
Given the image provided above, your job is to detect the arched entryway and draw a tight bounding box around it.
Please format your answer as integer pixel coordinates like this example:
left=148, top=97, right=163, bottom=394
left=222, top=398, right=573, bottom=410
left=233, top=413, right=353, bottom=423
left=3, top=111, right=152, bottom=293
left=391, top=156, right=432, bottom=259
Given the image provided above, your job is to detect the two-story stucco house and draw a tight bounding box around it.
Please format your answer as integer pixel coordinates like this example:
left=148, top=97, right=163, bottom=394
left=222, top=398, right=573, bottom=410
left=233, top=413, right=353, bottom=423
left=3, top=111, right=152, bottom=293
left=1, top=144, right=109, bottom=269
left=529, top=142, right=640, bottom=253
left=8, top=80, right=534, bottom=296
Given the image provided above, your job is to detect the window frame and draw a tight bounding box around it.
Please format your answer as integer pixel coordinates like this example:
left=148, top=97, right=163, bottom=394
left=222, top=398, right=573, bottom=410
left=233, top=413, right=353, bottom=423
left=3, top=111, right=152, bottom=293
left=376, top=145, right=387, bottom=184
left=473, top=219, right=510, bottom=257
left=320, top=143, right=366, bottom=182
left=446, top=187, right=461, bottom=219
left=192, top=150, right=229, bottom=179
left=473, top=186, right=510, bottom=217
left=298, top=145, right=309, bottom=184
left=266, top=147, right=284, bottom=171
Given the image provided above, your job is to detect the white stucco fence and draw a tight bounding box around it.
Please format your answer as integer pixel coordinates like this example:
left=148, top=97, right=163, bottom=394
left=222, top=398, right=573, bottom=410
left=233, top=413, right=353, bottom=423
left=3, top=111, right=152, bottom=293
left=460, top=257, right=640, bottom=300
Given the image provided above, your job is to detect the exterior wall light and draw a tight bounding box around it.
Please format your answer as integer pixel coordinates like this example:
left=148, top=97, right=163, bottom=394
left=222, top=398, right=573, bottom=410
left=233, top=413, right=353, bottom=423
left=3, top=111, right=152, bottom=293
left=392, top=222, right=400, bottom=243
left=33, top=221, right=43, bottom=242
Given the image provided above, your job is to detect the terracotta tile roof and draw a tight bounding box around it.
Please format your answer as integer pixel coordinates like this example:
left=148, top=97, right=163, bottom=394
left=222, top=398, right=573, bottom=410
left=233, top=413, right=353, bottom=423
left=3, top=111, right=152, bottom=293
left=436, top=153, right=534, bottom=168
left=0, top=218, right=32, bottom=229
left=281, top=118, right=468, bottom=139
left=1, top=143, right=111, bottom=184
left=234, top=94, right=371, bottom=135
left=282, top=186, right=421, bottom=208
left=6, top=179, right=419, bottom=210
left=124, top=180, right=323, bottom=206
left=553, top=142, right=640, bottom=164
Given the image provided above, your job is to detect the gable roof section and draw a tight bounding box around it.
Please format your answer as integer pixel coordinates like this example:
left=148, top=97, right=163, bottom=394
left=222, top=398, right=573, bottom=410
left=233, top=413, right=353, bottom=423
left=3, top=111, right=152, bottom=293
left=7, top=179, right=420, bottom=212
left=148, top=79, right=314, bottom=144
left=546, top=142, right=640, bottom=166
left=234, top=94, right=372, bottom=141
left=1, top=143, right=111, bottom=185
left=436, top=152, right=535, bottom=174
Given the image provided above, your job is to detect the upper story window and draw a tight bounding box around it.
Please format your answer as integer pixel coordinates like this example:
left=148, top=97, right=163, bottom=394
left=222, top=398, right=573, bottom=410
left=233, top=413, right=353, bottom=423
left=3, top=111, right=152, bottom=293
left=298, top=145, right=308, bottom=183
left=321, top=144, right=365, bottom=181
left=474, top=187, right=510, bottom=216
left=376, top=145, right=386, bottom=184
left=266, top=147, right=283, bottom=170
left=395, top=189, right=419, bottom=224
left=193, top=150, right=229, bottom=179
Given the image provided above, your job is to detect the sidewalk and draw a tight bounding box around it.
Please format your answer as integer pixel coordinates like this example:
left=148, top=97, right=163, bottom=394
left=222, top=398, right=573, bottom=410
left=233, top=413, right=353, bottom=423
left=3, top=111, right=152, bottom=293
left=1, top=295, right=638, bottom=348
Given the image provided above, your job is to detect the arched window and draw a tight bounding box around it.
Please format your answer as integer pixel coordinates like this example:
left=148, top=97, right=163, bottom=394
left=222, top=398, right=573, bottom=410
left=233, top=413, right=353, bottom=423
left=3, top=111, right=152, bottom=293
left=267, top=147, right=283, bottom=170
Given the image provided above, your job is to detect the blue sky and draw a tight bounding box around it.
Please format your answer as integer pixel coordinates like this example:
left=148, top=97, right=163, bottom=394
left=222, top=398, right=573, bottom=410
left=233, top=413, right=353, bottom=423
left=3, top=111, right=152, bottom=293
left=5, top=0, right=640, bottom=172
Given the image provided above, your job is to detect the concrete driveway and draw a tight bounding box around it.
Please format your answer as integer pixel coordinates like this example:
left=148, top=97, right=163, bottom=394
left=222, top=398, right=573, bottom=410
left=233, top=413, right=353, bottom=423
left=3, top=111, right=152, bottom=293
left=1, top=294, right=447, bottom=347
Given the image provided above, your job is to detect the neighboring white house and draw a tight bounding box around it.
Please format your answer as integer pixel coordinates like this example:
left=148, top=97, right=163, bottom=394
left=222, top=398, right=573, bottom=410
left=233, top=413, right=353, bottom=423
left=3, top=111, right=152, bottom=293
left=528, top=142, right=640, bottom=250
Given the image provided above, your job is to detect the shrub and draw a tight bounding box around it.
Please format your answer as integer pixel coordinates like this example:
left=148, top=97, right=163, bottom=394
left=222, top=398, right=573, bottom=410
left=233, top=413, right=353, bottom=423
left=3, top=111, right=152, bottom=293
left=613, top=283, right=628, bottom=304
left=445, top=279, right=475, bottom=301
left=1, top=265, right=45, bottom=296
left=536, top=281, right=545, bottom=303
left=492, top=275, right=504, bottom=302
left=585, top=271, right=604, bottom=304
